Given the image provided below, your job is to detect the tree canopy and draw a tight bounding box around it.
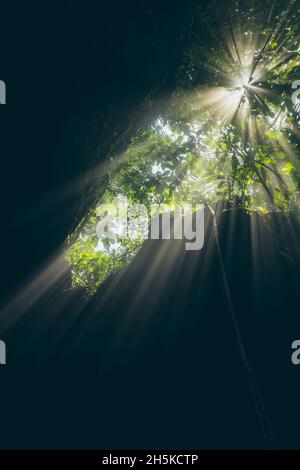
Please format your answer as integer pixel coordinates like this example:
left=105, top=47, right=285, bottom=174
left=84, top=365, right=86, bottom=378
left=66, top=0, right=300, bottom=293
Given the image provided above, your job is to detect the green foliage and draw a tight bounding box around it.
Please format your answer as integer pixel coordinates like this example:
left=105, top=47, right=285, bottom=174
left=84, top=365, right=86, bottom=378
left=66, top=0, right=300, bottom=293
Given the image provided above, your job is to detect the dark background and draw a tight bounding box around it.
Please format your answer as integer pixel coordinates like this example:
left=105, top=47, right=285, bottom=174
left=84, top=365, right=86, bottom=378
left=0, top=0, right=300, bottom=450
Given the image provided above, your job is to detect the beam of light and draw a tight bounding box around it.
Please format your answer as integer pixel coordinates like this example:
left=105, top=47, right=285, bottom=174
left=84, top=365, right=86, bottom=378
left=0, top=251, right=68, bottom=332
left=63, top=0, right=300, bottom=295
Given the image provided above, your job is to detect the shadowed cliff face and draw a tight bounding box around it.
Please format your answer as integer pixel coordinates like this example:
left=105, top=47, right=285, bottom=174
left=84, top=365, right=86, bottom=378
left=1, top=205, right=300, bottom=449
